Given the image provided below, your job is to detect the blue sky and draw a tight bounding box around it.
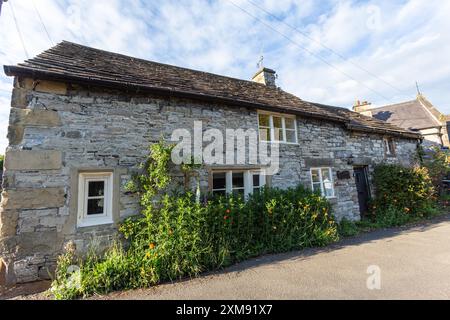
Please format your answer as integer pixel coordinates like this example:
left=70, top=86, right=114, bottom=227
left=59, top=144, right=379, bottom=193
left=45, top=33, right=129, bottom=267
left=1, top=0, right=449, bottom=152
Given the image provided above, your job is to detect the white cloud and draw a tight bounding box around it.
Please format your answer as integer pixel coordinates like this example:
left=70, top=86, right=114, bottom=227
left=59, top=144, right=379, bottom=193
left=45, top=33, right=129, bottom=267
left=0, top=0, right=449, bottom=153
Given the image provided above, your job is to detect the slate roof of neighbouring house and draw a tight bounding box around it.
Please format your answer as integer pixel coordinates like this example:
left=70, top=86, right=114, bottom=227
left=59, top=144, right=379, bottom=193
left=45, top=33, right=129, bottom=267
left=371, top=98, right=442, bottom=130
left=3, top=41, right=420, bottom=139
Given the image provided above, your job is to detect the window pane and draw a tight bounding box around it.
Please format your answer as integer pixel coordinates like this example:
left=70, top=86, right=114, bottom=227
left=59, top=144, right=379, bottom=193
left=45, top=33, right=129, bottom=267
left=273, top=128, right=283, bottom=141
left=258, top=114, right=270, bottom=127
left=259, top=128, right=271, bottom=141
left=321, top=168, right=331, bottom=181
left=383, top=139, right=389, bottom=154
left=312, top=183, right=322, bottom=193
left=285, top=117, right=295, bottom=129
left=88, top=181, right=105, bottom=197
left=273, top=116, right=282, bottom=128
left=232, top=172, right=244, bottom=188
left=286, top=130, right=296, bottom=143
left=87, top=198, right=104, bottom=215
left=388, top=140, right=395, bottom=154
left=324, top=183, right=334, bottom=197
left=321, top=169, right=334, bottom=197
left=212, top=172, right=226, bottom=190
left=232, top=189, right=245, bottom=197
left=311, top=170, right=320, bottom=183
left=253, top=174, right=260, bottom=187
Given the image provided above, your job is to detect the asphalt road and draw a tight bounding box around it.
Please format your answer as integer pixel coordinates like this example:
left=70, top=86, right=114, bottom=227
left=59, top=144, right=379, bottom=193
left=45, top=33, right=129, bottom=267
left=98, top=215, right=450, bottom=300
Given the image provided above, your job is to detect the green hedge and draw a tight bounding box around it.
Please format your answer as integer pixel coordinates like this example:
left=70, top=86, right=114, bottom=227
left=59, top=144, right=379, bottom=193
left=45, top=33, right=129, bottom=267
left=370, top=164, right=438, bottom=226
left=50, top=186, right=338, bottom=299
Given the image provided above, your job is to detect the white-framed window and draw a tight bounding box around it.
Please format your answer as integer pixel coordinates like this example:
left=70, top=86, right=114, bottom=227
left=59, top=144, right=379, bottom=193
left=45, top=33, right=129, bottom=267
left=258, top=111, right=298, bottom=144
left=310, top=167, right=335, bottom=198
left=383, top=137, right=396, bottom=157
left=77, top=172, right=113, bottom=227
left=211, top=170, right=266, bottom=197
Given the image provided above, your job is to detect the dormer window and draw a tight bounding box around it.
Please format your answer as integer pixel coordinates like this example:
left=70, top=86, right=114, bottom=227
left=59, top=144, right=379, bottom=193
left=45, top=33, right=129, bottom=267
left=257, top=112, right=298, bottom=144
left=383, top=137, right=396, bottom=157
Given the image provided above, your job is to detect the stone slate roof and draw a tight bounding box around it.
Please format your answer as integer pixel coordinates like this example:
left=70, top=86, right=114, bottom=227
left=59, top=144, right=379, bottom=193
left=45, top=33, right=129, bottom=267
left=4, top=41, right=420, bottom=139
left=371, top=98, right=441, bottom=130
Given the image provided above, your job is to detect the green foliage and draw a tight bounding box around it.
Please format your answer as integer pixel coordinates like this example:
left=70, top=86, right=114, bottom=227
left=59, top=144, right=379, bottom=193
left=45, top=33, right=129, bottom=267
left=372, top=204, right=411, bottom=227
left=124, top=141, right=175, bottom=215
left=0, top=154, right=4, bottom=170
left=337, top=218, right=360, bottom=237
left=371, top=164, right=436, bottom=221
left=50, top=186, right=339, bottom=299
left=338, top=163, right=444, bottom=238
left=421, top=146, right=450, bottom=195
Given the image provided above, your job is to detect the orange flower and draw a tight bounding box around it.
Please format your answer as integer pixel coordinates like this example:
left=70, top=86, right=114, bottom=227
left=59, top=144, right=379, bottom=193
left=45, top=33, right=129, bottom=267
left=225, top=209, right=230, bottom=214
left=149, top=243, right=155, bottom=250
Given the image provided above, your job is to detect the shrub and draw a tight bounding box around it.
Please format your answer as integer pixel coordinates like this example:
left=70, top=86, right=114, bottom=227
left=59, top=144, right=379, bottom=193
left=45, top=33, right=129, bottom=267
left=371, top=164, right=436, bottom=222
left=337, top=218, right=360, bottom=237
left=50, top=186, right=339, bottom=299
left=419, top=146, right=450, bottom=195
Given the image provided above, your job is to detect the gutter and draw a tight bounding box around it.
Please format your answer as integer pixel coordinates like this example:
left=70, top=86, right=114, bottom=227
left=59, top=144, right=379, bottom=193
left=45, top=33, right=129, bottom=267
left=345, top=123, right=421, bottom=140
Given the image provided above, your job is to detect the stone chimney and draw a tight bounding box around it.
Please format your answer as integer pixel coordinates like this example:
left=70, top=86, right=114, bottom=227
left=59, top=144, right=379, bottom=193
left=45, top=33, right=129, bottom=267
left=353, top=100, right=373, bottom=116
left=252, top=67, right=277, bottom=87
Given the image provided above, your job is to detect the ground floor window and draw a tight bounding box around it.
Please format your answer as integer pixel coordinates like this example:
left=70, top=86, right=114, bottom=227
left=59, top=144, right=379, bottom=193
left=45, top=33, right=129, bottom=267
left=211, top=170, right=266, bottom=197
left=77, top=172, right=113, bottom=227
left=310, top=167, right=335, bottom=198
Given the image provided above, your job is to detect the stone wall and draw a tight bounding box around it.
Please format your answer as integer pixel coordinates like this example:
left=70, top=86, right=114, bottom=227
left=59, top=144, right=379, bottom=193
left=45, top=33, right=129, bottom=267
left=0, top=77, right=419, bottom=284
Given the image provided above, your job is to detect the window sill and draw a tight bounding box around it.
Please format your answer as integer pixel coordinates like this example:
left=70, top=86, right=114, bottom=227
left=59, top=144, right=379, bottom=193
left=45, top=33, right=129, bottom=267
left=77, top=218, right=114, bottom=228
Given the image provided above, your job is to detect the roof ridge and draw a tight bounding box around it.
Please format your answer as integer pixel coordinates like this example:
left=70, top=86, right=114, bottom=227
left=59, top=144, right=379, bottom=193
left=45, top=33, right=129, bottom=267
left=370, top=99, right=418, bottom=110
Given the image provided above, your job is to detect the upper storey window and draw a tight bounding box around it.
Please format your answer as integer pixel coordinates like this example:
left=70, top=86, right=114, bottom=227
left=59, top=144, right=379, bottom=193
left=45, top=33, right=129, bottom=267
left=258, top=112, right=298, bottom=144
left=383, top=137, right=396, bottom=157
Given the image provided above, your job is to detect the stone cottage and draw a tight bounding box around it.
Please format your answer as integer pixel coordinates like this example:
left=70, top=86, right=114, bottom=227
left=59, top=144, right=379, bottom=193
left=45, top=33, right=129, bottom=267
left=0, top=41, right=421, bottom=285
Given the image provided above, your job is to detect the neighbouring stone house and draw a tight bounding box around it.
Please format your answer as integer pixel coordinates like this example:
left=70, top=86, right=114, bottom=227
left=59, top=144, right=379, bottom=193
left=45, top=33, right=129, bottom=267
left=0, top=41, right=421, bottom=285
left=353, top=95, right=450, bottom=148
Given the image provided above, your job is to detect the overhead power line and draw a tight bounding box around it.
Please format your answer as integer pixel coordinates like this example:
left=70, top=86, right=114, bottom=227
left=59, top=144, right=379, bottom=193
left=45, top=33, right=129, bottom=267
left=245, top=0, right=405, bottom=95
left=226, top=0, right=393, bottom=102
left=32, top=0, right=54, bottom=46
left=8, top=0, right=29, bottom=59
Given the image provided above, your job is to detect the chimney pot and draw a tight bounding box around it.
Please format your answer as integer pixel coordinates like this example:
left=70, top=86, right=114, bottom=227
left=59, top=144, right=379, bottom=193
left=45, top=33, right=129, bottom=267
left=353, top=99, right=372, bottom=115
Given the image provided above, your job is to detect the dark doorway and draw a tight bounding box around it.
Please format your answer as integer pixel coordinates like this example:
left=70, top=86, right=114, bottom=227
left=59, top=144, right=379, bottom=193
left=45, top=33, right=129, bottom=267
left=354, top=166, right=370, bottom=217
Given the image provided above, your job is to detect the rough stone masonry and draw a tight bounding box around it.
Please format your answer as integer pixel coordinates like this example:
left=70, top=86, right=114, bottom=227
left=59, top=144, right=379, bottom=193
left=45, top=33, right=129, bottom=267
left=0, top=42, right=421, bottom=285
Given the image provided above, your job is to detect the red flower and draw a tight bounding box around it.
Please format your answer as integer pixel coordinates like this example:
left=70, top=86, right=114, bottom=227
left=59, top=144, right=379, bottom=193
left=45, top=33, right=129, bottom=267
left=224, top=215, right=228, bottom=220
left=225, top=209, right=230, bottom=214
